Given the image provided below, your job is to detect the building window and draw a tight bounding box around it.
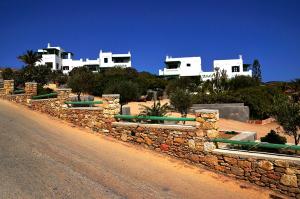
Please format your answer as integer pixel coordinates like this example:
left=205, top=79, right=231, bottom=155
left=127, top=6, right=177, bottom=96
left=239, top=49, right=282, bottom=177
left=104, top=58, right=108, bottom=63
left=187, top=63, right=191, bottom=67
left=45, top=62, right=53, bottom=68
left=63, top=66, right=69, bottom=70
left=56, top=63, right=59, bottom=70
left=232, top=66, right=240, bottom=72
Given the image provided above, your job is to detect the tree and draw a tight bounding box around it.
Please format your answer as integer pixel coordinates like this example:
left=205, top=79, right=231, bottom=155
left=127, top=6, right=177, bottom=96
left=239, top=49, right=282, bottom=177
left=170, top=88, right=193, bottom=118
left=252, top=59, right=262, bottom=82
left=103, top=80, right=140, bottom=106
left=272, top=94, right=300, bottom=145
left=68, top=67, right=95, bottom=101
left=1, top=68, right=14, bottom=80
left=17, top=50, right=42, bottom=67
left=22, top=65, right=52, bottom=85
left=212, top=67, right=228, bottom=93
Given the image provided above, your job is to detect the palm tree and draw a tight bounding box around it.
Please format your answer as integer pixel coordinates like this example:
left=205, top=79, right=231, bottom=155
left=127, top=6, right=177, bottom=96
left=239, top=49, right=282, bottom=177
left=17, top=50, right=42, bottom=67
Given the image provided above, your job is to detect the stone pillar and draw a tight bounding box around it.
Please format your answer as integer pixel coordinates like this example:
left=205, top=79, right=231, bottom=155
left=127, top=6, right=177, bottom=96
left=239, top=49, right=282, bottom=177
left=3, top=80, right=14, bottom=95
left=57, top=88, right=72, bottom=104
left=102, top=94, right=121, bottom=118
left=195, top=109, right=219, bottom=152
left=25, top=82, right=37, bottom=97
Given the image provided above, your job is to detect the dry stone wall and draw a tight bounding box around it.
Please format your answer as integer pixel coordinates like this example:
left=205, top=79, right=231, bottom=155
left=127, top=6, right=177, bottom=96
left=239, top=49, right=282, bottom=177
left=0, top=81, right=299, bottom=198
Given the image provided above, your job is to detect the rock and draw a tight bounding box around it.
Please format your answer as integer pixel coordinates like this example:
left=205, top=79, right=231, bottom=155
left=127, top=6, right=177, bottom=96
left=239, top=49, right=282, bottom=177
left=286, top=168, right=296, bottom=175
left=280, top=174, right=298, bottom=187
left=144, top=137, right=152, bottom=145
left=238, top=160, right=252, bottom=169
left=203, top=142, right=216, bottom=152
left=136, top=137, right=144, bottom=143
left=224, top=157, right=238, bottom=165
left=160, top=144, right=169, bottom=151
left=258, top=160, right=273, bottom=171
left=231, top=166, right=244, bottom=176
left=174, top=137, right=185, bottom=144
left=189, top=154, right=199, bottom=163
left=203, top=155, right=218, bottom=166
left=274, top=160, right=289, bottom=168
left=206, top=129, right=219, bottom=139
left=289, top=187, right=300, bottom=194
left=195, top=130, right=204, bottom=137
left=215, top=165, right=226, bottom=172
left=188, top=139, right=195, bottom=149
left=121, top=133, right=127, bottom=141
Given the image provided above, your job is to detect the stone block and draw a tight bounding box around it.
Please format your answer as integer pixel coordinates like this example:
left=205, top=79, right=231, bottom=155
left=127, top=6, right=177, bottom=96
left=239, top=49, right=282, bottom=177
left=274, top=160, right=289, bottom=168
left=280, top=174, right=298, bottom=187
left=258, top=160, right=274, bottom=171
left=231, top=166, right=244, bottom=176
left=203, top=142, right=216, bottom=152
left=224, top=157, right=238, bottom=165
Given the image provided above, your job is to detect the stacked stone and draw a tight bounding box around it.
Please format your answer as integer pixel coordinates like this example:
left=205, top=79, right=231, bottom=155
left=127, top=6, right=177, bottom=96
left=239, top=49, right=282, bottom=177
left=3, top=80, right=14, bottom=95
left=102, top=94, right=121, bottom=118
left=25, top=82, right=37, bottom=97
left=57, top=88, right=71, bottom=105
left=195, top=109, right=219, bottom=152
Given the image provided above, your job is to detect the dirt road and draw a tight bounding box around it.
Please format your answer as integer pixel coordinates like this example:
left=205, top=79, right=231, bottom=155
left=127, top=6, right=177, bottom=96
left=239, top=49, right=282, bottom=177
left=0, top=100, right=275, bottom=199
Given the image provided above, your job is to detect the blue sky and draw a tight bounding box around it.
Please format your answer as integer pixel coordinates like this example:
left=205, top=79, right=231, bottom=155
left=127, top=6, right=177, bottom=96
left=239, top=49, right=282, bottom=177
left=0, top=0, right=299, bottom=81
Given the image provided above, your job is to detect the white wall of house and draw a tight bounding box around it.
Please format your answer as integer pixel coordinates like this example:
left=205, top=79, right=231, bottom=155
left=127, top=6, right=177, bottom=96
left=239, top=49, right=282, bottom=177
left=213, top=55, right=252, bottom=79
left=100, top=51, right=131, bottom=68
left=159, top=56, right=202, bottom=77
left=36, top=43, right=132, bottom=74
left=159, top=54, right=252, bottom=80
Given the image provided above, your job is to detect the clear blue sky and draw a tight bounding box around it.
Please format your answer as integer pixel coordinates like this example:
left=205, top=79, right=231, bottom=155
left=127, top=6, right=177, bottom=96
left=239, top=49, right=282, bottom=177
left=0, top=0, right=299, bottom=81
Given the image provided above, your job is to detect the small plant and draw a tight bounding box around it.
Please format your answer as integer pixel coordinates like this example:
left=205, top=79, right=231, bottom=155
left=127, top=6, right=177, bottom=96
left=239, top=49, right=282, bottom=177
left=139, top=100, right=170, bottom=123
left=260, top=130, right=287, bottom=144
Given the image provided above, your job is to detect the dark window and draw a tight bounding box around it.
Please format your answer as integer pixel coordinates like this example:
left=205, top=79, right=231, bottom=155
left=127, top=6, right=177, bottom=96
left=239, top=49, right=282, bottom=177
left=104, top=58, right=108, bottom=63
left=63, top=66, right=69, bottom=70
left=45, top=62, right=53, bottom=68
left=56, top=63, right=59, bottom=70
left=187, top=63, right=191, bottom=67
left=232, top=66, right=240, bottom=72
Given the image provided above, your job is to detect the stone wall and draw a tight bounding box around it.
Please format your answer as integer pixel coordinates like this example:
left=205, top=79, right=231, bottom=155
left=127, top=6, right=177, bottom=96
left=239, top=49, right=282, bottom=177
left=1, top=81, right=299, bottom=198
left=25, top=82, right=37, bottom=97
left=3, top=80, right=14, bottom=95
left=102, top=94, right=121, bottom=118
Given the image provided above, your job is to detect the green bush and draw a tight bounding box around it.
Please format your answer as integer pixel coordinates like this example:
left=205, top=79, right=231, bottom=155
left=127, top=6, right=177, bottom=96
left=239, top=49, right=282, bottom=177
left=104, top=80, right=140, bottom=105
left=37, top=84, right=54, bottom=95
left=260, top=130, right=287, bottom=144
left=139, top=100, right=170, bottom=123
left=170, top=88, right=192, bottom=118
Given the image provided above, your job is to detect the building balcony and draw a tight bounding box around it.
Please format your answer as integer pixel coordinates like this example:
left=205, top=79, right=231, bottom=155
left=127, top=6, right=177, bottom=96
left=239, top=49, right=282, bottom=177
left=159, top=68, right=180, bottom=76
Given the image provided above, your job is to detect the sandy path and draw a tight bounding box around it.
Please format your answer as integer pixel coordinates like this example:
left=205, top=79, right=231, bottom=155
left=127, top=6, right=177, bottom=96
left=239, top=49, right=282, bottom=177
left=0, top=99, right=278, bottom=199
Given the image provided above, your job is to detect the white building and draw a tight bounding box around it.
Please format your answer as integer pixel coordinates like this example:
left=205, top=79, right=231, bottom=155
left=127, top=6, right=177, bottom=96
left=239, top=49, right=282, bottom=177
left=159, top=54, right=252, bottom=80
left=36, top=43, right=131, bottom=74
left=159, top=56, right=202, bottom=77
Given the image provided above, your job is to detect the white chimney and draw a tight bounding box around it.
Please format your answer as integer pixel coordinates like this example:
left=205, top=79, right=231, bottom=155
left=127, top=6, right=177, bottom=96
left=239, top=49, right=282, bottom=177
left=47, top=43, right=51, bottom=48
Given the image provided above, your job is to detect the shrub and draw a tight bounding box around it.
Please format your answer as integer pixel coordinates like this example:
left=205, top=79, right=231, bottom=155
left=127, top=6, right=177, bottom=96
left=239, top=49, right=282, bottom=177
left=170, top=88, right=192, bottom=118
left=139, top=100, right=170, bottom=123
left=228, top=75, right=259, bottom=90
left=37, top=84, right=54, bottom=95
left=260, top=130, right=287, bottom=144
left=103, top=80, right=140, bottom=106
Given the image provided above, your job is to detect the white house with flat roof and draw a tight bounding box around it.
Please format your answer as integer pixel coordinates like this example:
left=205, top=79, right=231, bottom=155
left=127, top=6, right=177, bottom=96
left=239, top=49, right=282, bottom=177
left=159, top=54, right=252, bottom=80
left=36, top=43, right=131, bottom=74
left=159, top=56, right=202, bottom=77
